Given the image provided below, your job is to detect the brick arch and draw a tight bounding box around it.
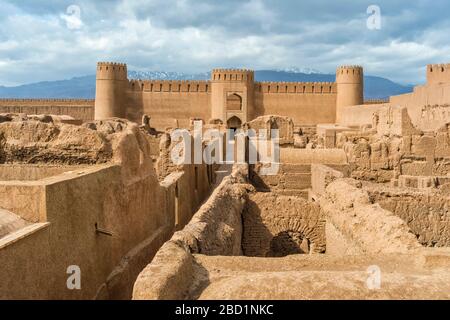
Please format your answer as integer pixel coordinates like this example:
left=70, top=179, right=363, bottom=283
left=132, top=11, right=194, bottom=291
left=242, top=192, right=326, bottom=256
left=269, top=218, right=325, bottom=252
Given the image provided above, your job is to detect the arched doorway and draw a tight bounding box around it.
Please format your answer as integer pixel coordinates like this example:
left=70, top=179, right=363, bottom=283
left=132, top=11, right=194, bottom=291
left=227, top=116, right=242, bottom=131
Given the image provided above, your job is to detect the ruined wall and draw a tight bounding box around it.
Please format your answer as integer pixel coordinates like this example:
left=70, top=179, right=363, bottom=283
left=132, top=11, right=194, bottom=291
left=244, top=115, right=294, bottom=145
left=338, top=106, right=450, bottom=183
left=0, top=99, right=94, bottom=122
left=0, top=117, right=212, bottom=299
left=0, top=116, right=112, bottom=165
left=242, top=192, right=325, bottom=256
left=251, top=148, right=349, bottom=197
left=319, top=178, right=421, bottom=255
left=253, top=82, right=337, bottom=125
left=365, top=184, right=450, bottom=247
left=133, top=165, right=252, bottom=300
left=311, top=164, right=346, bottom=197
left=251, top=163, right=312, bottom=198
left=0, top=164, right=87, bottom=181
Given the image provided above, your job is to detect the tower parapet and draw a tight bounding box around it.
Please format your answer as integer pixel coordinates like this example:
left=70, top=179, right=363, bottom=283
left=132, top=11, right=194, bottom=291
left=336, top=65, right=364, bottom=123
left=95, top=62, right=128, bottom=120
left=427, top=63, right=450, bottom=85
left=211, top=69, right=254, bottom=83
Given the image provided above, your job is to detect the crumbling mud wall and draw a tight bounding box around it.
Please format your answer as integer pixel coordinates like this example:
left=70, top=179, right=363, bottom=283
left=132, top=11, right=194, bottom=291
left=319, top=178, right=421, bottom=255
left=0, top=116, right=213, bottom=299
left=311, top=164, right=347, bottom=197
left=251, top=148, right=349, bottom=197
left=0, top=114, right=112, bottom=164
left=243, top=115, right=294, bottom=145
left=337, top=106, right=450, bottom=182
left=133, top=165, right=252, bottom=300
left=242, top=192, right=326, bottom=256
left=364, top=184, right=450, bottom=247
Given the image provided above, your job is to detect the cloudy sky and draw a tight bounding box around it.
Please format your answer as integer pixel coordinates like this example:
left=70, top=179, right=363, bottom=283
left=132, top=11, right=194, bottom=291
left=1, top=0, right=450, bottom=86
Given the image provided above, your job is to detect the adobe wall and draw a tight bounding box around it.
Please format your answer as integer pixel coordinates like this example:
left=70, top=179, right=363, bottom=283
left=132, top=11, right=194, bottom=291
left=126, top=80, right=211, bottom=130
left=339, top=64, right=450, bottom=131
left=319, top=178, right=421, bottom=255
left=310, top=164, right=346, bottom=197
left=242, top=192, right=325, bottom=256
left=364, top=184, right=450, bottom=247
left=133, top=164, right=252, bottom=300
left=253, top=82, right=337, bottom=125
left=0, top=117, right=213, bottom=299
left=193, top=252, right=450, bottom=299
left=0, top=99, right=94, bottom=122
left=0, top=164, right=87, bottom=181
left=125, top=80, right=337, bottom=130
left=251, top=148, right=349, bottom=198
left=338, top=106, right=450, bottom=183
left=251, top=163, right=312, bottom=198
left=339, top=103, right=387, bottom=127
left=211, top=69, right=254, bottom=124
left=243, top=115, right=294, bottom=145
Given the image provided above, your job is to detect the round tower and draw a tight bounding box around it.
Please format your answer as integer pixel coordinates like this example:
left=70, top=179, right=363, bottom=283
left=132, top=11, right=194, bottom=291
left=210, top=69, right=254, bottom=127
left=335, top=65, right=364, bottom=124
left=94, top=62, right=128, bottom=120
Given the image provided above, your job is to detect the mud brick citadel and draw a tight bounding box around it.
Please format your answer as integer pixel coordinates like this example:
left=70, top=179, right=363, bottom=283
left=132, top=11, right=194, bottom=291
left=94, top=63, right=364, bottom=129
left=0, top=61, right=450, bottom=300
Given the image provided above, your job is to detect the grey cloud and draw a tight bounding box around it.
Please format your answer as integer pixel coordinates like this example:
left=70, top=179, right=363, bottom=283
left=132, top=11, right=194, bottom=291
left=1, top=0, right=450, bottom=86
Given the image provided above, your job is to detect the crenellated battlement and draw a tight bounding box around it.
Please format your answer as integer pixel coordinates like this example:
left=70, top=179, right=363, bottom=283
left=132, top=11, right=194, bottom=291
left=336, top=65, right=363, bottom=72
left=0, top=98, right=94, bottom=105
left=129, top=79, right=211, bottom=92
left=96, top=62, right=128, bottom=80
left=427, top=63, right=450, bottom=85
left=97, top=61, right=127, bottom=67
left=211, top=68, right=254, bottom=82
left=255, top=81, right=337, bottom=94
left=336, top=65, right=363, bottom=81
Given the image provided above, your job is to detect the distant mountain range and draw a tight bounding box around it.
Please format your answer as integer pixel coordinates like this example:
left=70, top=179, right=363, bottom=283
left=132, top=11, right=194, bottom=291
left=0, top=70, right=414, bottom=99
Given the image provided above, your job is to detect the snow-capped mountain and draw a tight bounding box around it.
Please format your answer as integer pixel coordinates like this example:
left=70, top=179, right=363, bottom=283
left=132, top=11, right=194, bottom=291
left=0, top=69, right=413, bottom=99
left=128, top=70, right=209, bottom=81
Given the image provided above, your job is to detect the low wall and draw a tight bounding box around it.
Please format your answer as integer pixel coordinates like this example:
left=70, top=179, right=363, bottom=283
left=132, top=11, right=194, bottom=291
left=251, top=149, right=349, bottom=197
left=339, top=103, right=386, bottom=127
left=133, top=165, right=251, bottom=300
left=311, top=164, right=346, bottom=197
left=280, top=148, right=348, bottom=165
left=365, top=185, right=450, bottom=247
left=319, top=178, right=421, bottom=255
left=251, top=163, right=312, bottom=197
left=0, top=165, right=88, bottom=181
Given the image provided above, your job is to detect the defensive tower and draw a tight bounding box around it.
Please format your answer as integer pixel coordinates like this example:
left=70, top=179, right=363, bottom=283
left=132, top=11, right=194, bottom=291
left=94, top=62, right=128, bottom=120
left=335, top=65, right=364, bottom=123
left=210, top=69, right=255, bottom=128
left=427, top=63, right=450, bottom=85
